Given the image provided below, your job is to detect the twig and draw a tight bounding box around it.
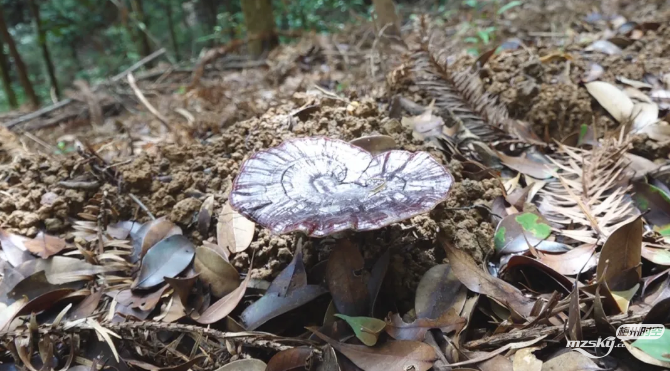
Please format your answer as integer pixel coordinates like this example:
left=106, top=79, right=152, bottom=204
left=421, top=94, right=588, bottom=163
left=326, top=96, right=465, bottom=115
left=58, top=181, right=101, bottom=190
left=109, top=48, right=167, bottom=83
left=464, top=309, right=649, bottom=349
left=128, top=193, right=155, bottom=221
left=127, top=73, right=171, bottom=131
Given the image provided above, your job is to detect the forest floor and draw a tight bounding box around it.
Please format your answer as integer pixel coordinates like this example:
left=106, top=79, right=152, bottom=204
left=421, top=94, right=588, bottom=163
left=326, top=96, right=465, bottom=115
left=2, top=0, right=670, bottom=370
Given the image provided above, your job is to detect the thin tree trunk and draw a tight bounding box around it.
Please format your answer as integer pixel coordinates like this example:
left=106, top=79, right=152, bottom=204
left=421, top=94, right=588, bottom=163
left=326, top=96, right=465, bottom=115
left=0, top=5, right=38, bottom=108
left=372, top=0, right=401, bottom=38
left=240, top=0, right=278, bottom=58
left=164, top=1, right=180, bottom=60
left=130, top=0, right=152, bottom=58
left=0, top=37, right=17, bottom=108
left=27, top=0, right=59, bottom=99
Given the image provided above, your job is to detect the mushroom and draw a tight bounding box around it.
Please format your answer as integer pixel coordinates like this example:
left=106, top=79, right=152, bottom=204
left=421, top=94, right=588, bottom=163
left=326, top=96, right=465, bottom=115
left=229, top=137, right=453, bottom=237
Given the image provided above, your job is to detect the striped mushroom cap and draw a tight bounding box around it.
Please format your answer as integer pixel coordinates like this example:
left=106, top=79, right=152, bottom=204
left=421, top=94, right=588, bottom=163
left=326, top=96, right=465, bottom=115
left=229, top=137, right=453, bottom=237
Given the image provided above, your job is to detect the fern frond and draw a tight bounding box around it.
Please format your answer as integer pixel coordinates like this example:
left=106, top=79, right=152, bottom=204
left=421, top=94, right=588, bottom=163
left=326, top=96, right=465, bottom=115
left=538, top=136, right=639, bottom=244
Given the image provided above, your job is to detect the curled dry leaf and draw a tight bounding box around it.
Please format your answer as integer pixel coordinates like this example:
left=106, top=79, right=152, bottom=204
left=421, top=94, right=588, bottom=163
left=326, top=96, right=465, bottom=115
left=641, top=245, right=670, bottom=266
left=502, top=255, right=572, bottom=293
left=350, top=135, right=398, bottom=154
left=22, top=232, right=67, bottom=259
left=194, top=246, right=240, bottom=297
left=267, top=347, right=313, bottom=371
left=164, top=274, right=199, bottom=307
left=596, top=217, right=642, bottom=284
left=241, top=247, right=327, bottom=329
left=309, top=328, right=437, bottom=371
left=198, top=195, right=215, bottom=236
left=70, top=289, right=104, bottom=320
left=195, top=270, right=250, bottom=324
left=440, top=233, right=535, bottom=317
left=585, top=81, right=634, bottom=123
left=217, top=203, right=255, bottom=254
left=131, top=217, right=182, bottom=260
left=496, top=151, right=556, bottom=179
left=367, top=249, right=390, bottom=316
left=335, top=314, right=387, bottom=346
left=132, top=235, right=195, bottom=290
left=15, top=256, right=111, bottom=285
left=530, top=243, right=597, bottom=276
left=414, top=264, right=466, bottom=320
left=385, top=310, right=465, bottom=341
left=215, top=359, right=267, bottom=371
left=326, top=239, right=369, bottom=316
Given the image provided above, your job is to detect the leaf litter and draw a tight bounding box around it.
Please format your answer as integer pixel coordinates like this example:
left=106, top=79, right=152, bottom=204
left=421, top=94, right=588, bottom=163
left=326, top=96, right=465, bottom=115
left=4, top=2, right=670, bottom=370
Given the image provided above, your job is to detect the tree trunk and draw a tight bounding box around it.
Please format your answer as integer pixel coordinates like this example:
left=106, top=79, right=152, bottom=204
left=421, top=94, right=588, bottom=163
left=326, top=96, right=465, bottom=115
left=0, top=5, right=38, bottom=108
left=130, top=0, right=152, bottom=58
left=27, top=0, right=59, bottom=99
left=240, top=0, right=278, bottom=58
left=0, top=37, right=17, bottom=108
left=372, top=0, right=401, bottom=38
left=164, top=1, right=180, bottom=60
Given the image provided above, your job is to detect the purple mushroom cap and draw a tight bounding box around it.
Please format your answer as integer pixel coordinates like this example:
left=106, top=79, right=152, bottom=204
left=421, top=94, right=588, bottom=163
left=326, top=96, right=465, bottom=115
left=229, top=137, right=453, bottom=237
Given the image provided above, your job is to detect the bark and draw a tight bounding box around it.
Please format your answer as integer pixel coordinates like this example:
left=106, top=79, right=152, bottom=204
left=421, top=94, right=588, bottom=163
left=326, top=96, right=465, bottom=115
left=240, top=0, right=278, bottom=58
left=0, top=5, right=38, bottom=108
left=372, top=0, right=401, bottom=38
left=27, top=0, right=59, bottom=99
left=164, top=1, right=180, bottom=60
left=0, top=37, right=17, bottom=108
left=130, top=0, right=152, bottom=58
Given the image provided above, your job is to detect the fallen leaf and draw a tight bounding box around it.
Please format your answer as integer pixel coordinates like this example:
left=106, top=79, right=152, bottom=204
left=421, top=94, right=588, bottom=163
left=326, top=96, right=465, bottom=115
left=566, top=281, right=582, bottom=341
left=132, top=235, right=195, bottom=290
left=315, top=345, right=340, bottom=371
left=106, top=220, right=137, bottom=240
left=585, top=81, right=634, bottom=123
left=632, top=182, right=670, bottom=229
left=530, top=244, right=597, bottom=276
left=335, top=314, right=387, bottom=346
left=131, top=217, right=182, bottom=260
left=0, top=297, right=28, bottom=331
left=195, top=271, right=250, bottom=324
left=401, top=109, right=447, bottom=144
left=596, top=217, right=642, bottom=284
left=585, top=40, right=622, bottom=55
left=641, top=245, right=670, bottom=266
left=627, top=330, right=670, bottom=367
left=494, top=212, right=556, bottom=254
left=326, top=239, right=369, bottom=316
left=70, top=289, right=104, bottom=320
left=502, top=255, right=573, bottom=293
left=22, top=232, right=67, bottom=259
left=496, top=151, right=556, bottom=179
left=309, top=328, right=436, bottom=371
left=611, top=283, right=639, bottom=312
left=618, top=76, right=653, bottom=89
left=414, top=264, right=466, bottom=320
left=267, top=347, right=313, bottom=371
left=194, top=246, right=239, bottom=297
left=350, top=135, right=398, bottom=154
left=217, top=203, right=255, bottom=254
left=386, top=310, right=465, bottom=341
left=164, top=274, right=199, bottom=307
left=541, top=351, right=601, bottom=371
left=643, top=297, right=670, bottom=324
left=0, top=229, right=36, bottom=266
left=198, top=195, right=215, bottom=236
left=440, top=233, right=535, bottom=317
left=632, top=102, right=659, bottom=131
left=215, top=359, right=267, bottom=371
left=17, top=256, right=111, bottom=284
left=240, top=284, right=327, bottom=330
left=582, top=63, right=604, bottom=83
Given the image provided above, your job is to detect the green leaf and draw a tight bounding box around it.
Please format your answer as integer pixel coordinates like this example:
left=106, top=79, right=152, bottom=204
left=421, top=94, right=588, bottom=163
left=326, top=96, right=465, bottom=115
left=497, top=1, right=523, bottom=15
left=335, top=314, right=387, bottom=346
left=477, top=30, right=491, bottom=44
left=631, top=329, right=670, bottom=363
left=464, top=37, right=480, bottom=44
left=495, top=212, right=558, bottom=254
left=632, top=182, right=670, bottom=227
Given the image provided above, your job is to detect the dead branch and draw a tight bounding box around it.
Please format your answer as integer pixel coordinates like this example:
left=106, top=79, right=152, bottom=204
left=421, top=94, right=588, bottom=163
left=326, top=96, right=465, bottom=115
left=463, top=309, right=649, bottom=349
left=4, top=48, right=166, bottom=130
left=126, top=72, right=171, bottom=131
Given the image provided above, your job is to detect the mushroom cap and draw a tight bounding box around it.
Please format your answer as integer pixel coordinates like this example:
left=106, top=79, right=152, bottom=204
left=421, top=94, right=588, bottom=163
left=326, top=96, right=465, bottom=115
left=229, top=137, right=453, bottom=237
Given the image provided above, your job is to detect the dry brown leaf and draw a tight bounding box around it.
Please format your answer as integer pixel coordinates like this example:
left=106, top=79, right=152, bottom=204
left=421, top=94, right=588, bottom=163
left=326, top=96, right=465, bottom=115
left=440, top=233, right=535, bottom=317
left=596, top=217, right=642, bottom=283
left=215, top=359, right=267, bottom=371
left=585, top=81, right=634, bottom=123
left=310, top=328, right=437, bottom=371
left=386, top=309, right=465, bottom=341
left=22, top=232, right=67, bottom=259
left=266, top=347, right=313, bottom=371
left=194, top=246, right=239, bottom=297
left=326, top=239, right=369, bottom=316
left=217, top=203, right=255, bottom=254
left=350, top=135, right=398, bottom=154
left=133, top=217, right=182, bottom=259
left=415, top=264, right=466, bottom=319
left=531, top=244, right=597, bottom=276
left=132, top=235, right=195, bottom=290
left=196, top=270, right=250, bottom=324
left=198, top=195, right=215, bottom=236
